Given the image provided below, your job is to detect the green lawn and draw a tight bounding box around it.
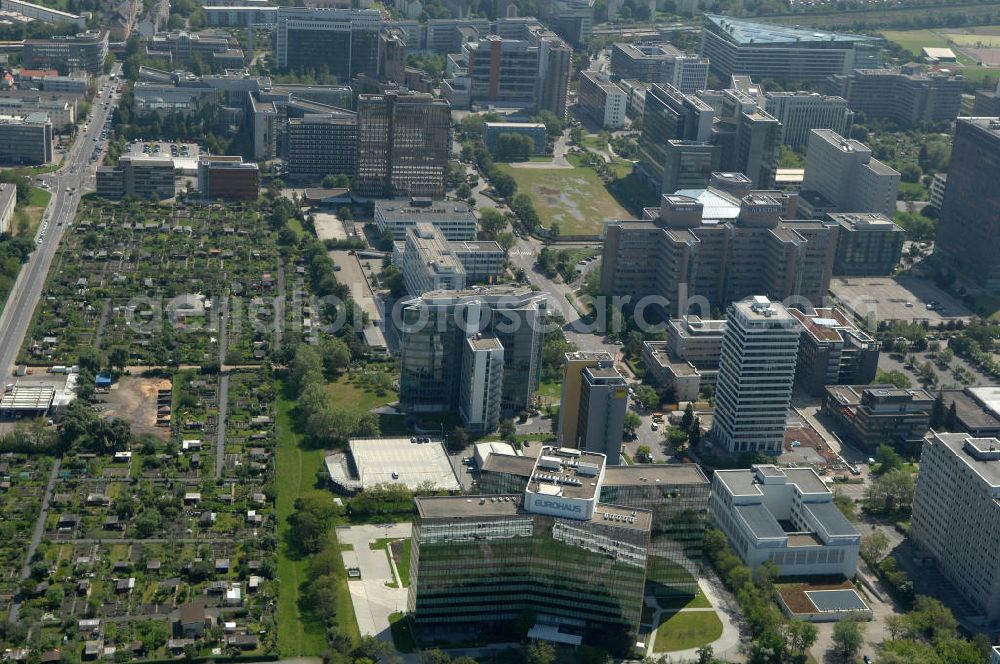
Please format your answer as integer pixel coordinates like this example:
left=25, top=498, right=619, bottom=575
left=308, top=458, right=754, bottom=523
left=880, top=29, right=952, bottom=54
left=27, top=187, right=51, bottom=208
left=389, top=613, right=417, bottom=653
left=326, top=373, right=397, bottom=411
left=276, top=389, right=358, bottom=656
left=656, top=588, right=712, bottom=611
left=653, top=611, right=724, bottom=653
left=496, top=163, right=630, bottom=236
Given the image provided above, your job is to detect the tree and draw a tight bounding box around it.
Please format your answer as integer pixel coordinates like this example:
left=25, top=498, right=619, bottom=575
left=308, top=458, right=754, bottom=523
left=499, top=419, right=516, bottom=444
left=320, top=337, right=351, bottom=375
left=930, top=391, right=946, bottom=429
left=108, top=346, right=129, bottom=372
left=831, top=618, right=864, bottom=658
left=688, top=417, right=702, bottom=447
left=495, top=133, right=534, bottom=162
left=449, top=426, right=468, bottom=453
left=479, top=207, right=506, bottom=239
left=623, top=411, right=641, bottom=437
left=634, top=384, right=659, bottom=410
left=874, top=369, right=912, bottom=388
left=783, top=619, right=818, bottom=659
left=525, top=641, right=555, bottom=664
left=681, top=402, right=694, bottom=430
left=860, top=530, right=889, bottom=563
left=875, top=444, right=904, bottom=474
left=864, top=467, right=915, bottom=514
left=946, top=401, right=959, bottom=430
left=635, top=444, right=651, bottom=462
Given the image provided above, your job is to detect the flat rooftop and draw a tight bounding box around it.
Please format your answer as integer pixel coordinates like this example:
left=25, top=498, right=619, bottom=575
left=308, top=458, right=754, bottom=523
left=705, top=14, right=874, bottom=46
left=716, top=465, right=829, bottom=497
left=944, top=389, right=1000, bottom=432
left=967, top=386, right=1000, bottom=419
left=789, top=307, right=872, bottom=344
left=468, top=336, right=502, bottom=351
left=934, top=432, right=1000, bottom=488
left=805, top=588, right=870, bottom=613
left=603, top=464, right=709, bottom=487
left=481, top=453, right=535, bottom=476
left=414, top=494, right=652, bottom=531
left=375, top=199, right=475, bottom=220
left=348, top=437, right=461, bottom=492
left=527, top=447, right=606, bottom=501
left=828, top=212, right=901, bottom=231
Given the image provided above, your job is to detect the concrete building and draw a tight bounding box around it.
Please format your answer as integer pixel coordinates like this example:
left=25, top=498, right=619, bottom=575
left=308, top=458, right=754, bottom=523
left=0, top=0, right=86, bottom=27
left=600, top=189, right=837, bottom=318
left=459, top=336, right=504, bottom=433
left=927, top=172, right=947, bottom=212
left=578, top=70, right=626, bottom=129
left=637, top=83, right=714, bottom=194
left=934, top=118, right=1000, bottom=291
left=801, top=129, right=900, bottom=219
left=941, top=387, right=1000, bottom=438
left=23, top=30, right=108, bottom=75
left=825, top=68, right=963, bottom=126
left=355, top=91, right=451, bottom=199
left=711, top=296, right=800, bottom=454
left=544, top=0, right=593, bottom=46
left=449, top=239, right=504, bottom=284
left=0, top=97, right=75, bottom=129
left=284, top=110, right=357, bottom=180
left=642, top=315, right=726, bottom=401
left=396, top=223, right=467, bottom=295
left=552, top=351, right=629, bottom=459
left=911, top=432, right=1000, bottom=626
left=827, top=212, right=904, bottom=276
left=0, top=112, right=51, bottom=165
left=397, top=286, right=546, bottom=417
left=197, top=155, right=259, bottom=200
left=0, top=182, right=15, bottom=234
left=699, top=14, right=877, bottom=82
left=789, top=307, right=878, bottom=397
left=482, top=122, right=547, bottom=154
left=714, top=95, right=782, bottom=189
left=442, top=26, right=571, bottom=117
left=610, top=42, right=708, bottom=94
left=274, top=8, right=381, bottom=79
left=375, top=198, right=477, bottom=241
left=408, top=448, right=650, bottom=651
left=710, top=465, right=861, bottom=577
left=764, top=92, right=853, bottom=150
left=146, top=31, right=244, bottom=69
left=96, top=155, right=175, bottom=199
left=203, top=5, right=278, bottom=27
left=823, top=385, right=933, bottom=453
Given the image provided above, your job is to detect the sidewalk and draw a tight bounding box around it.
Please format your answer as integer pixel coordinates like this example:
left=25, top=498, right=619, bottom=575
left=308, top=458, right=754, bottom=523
left=645, top=579, right=742, bottom=663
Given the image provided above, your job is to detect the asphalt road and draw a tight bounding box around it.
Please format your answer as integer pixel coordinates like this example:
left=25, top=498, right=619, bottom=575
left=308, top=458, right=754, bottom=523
left=0, top=65, right=122, bottom=378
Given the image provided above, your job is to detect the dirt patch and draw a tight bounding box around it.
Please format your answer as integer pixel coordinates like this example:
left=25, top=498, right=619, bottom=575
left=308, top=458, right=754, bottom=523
left=94, top=376, right=172, bottom=439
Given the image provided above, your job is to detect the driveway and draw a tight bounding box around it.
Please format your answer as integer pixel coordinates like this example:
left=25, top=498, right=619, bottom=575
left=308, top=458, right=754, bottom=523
left=337, top=523, right=413, bottom=641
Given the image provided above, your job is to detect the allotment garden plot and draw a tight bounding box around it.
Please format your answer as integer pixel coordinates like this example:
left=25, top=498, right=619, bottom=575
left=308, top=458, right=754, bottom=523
left=20, top=199, right=285, bottom=367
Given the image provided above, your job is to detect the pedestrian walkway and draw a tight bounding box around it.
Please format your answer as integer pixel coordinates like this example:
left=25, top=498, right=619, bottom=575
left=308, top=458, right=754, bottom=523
left=337, top=523, right=411, bottom=642
left=645, top=580, right=741, bottom=663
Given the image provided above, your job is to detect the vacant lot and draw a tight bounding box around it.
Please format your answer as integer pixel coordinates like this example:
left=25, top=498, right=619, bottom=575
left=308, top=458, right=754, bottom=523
left=496, top=164, right=630, bottom=236
left=93, top=376, right=172, bottom=439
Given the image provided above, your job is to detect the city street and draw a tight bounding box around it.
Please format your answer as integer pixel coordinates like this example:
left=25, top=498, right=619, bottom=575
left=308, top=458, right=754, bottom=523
left=0, top=65, right=123, bottom=379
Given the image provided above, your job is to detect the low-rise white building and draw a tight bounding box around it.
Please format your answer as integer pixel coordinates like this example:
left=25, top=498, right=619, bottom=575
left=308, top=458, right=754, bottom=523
left=710, top=465, right=860, bottom=578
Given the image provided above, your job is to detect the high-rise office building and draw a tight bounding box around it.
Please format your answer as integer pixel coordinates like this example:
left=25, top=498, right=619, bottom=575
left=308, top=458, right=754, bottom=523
left=397, top=286, right=546, bottom=418
left=274, top=8, right=380, bottom=78
left=934, top=118, right=1000, bottom=291
left=764, top=91, right=854, bottom=150
left=284, top=111, right=357, bottom=180
left=392, top=223, right=504, bottom=296
left=544, top=0, right=594, bottom=46
left=710, top=89, right=782, bottom=189
left=699, top=14, right=877, bottom=82
left=801, top=129, right=900, bottom=219
left=96, top=155, right=175, bottom=199
left=637, top=83, right=714, bottom=193
left=609, top=42, right=709, bottom=93
left=0, top=112, right=52, bottom=165
left=558, top=351, right=628, bottom=458
left=788, top=307, right=879, bottom=397
left=826, top=212, right=904, bottom=276
left=660, top=140, right=720, bottom=195
left=197, top=156, right=259, bottom=201
left=600, top=189, right=836, bottom=317
left=710, top=296, right=800, bottom=454
left=408, top=447, right=651, bottom=652
left=911, top=432, right=1000, bottom=624
left=355, top=91, right=450, bottom=199
left=825, top=67, right=963, bottom=126
left=459, top=336, right=504, bottom=433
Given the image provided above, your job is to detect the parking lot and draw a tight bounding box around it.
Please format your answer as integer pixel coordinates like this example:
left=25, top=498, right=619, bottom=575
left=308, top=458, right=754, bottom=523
left=338, top=523, right=411, bottom=639
left=830, top=275, right=973, bottom=325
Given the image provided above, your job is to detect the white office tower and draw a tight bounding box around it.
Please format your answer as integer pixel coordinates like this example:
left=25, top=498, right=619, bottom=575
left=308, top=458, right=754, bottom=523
left=459, top=336, right=505, bottom=434
left=711, top=296, right=800, bottom=453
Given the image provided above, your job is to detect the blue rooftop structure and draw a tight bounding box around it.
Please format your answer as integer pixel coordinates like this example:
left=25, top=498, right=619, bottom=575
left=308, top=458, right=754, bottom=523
left=96, top=374, right=112, bottom=388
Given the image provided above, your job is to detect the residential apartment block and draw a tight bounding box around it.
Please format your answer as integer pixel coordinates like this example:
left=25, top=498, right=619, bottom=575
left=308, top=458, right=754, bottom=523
left=827, top=212, right=904, bottom=276
left=355, top=91, right=450, bottom=199
left=710, top=465, right=860, bottom=577
left=600, top=189, right=836, bottom=318
left=825, top=67, right=963, bottom=126
left=374, top=198, right=477, bottom=241
left=823, top=385, right=933, bottom=453
left=609, top=42, right=709, bottom=93
left=788, top=307, right=878, bottom=397
left=578, top=70, right=626, bottom=129
left=711, top=297, right=800, bottom=454
left=699, top=14, right=877, bottom=82
left=764, top=91, right=853, bottom=150
left=934, top=118, right=1000, bottom=291
left=911, top=432, right=1000, bottom=626
left=801, top=129, right=900, bottom=219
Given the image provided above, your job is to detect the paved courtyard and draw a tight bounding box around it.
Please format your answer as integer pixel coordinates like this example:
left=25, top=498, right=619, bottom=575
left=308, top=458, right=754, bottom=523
left=337, top=523, right=412, bottom=642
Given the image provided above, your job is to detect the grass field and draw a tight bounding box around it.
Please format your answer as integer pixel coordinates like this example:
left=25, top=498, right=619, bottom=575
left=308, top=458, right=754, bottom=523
left=764, top=2, right=1000, bottom=29
left=326, top=373, right=397, bottom=411
left=496, top=163, right=630, bottom=235
left=653, top=611, right=724, bottom=653
left=880, top=29, right=951, bottom=54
